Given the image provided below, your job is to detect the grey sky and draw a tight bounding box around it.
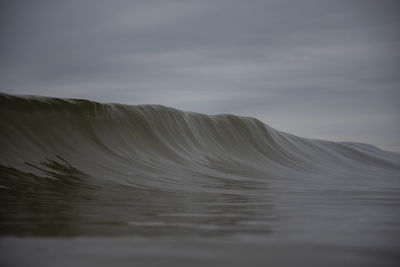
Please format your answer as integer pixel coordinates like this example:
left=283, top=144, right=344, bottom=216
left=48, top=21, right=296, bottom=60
left=1, top=0, right=399, bottom=151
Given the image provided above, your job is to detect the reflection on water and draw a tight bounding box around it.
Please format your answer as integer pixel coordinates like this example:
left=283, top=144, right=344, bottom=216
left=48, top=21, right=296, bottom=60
left=0, top=157, right=275, bottom=237
left=1, top=157, right=400, bottom=266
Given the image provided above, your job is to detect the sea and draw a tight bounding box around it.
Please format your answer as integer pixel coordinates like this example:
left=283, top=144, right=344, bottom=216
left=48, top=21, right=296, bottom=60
left=0, top=93, right=399, bottom=266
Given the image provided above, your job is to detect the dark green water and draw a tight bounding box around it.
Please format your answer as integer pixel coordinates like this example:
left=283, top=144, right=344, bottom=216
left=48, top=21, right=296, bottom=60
left=1, top=93, right=399, bottom=266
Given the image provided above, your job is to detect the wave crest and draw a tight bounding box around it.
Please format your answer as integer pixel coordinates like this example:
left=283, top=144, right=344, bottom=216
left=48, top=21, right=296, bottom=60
left=1, top=93, right=399, bottom=192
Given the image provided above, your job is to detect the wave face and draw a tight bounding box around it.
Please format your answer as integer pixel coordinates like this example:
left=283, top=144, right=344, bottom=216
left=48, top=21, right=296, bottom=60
left=0, top=93, right=399, bottom=240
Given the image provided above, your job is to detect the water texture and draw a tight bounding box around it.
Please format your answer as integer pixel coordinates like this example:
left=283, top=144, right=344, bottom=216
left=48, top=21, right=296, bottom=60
left=0, top=93, right=399, bottom=266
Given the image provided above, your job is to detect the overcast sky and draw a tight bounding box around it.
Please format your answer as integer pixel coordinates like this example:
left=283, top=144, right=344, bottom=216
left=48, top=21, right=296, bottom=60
left=1, top=0, right=399, bottom=151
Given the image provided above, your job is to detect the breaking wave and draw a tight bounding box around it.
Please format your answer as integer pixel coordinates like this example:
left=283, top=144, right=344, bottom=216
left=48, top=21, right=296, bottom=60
left=1, top=93, right=399, bottom=194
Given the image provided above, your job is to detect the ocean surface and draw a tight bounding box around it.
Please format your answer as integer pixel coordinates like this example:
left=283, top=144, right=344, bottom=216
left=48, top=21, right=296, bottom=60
left=0, top=93, right=399, bottom=266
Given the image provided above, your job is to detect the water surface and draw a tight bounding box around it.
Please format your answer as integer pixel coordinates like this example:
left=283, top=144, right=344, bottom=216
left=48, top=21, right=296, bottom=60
left=1, top=93, right=399, bottom=266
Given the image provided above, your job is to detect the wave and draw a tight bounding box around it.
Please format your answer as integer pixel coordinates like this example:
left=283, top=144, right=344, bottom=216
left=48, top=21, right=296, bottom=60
left=0, top=93, right=399, bottom=194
